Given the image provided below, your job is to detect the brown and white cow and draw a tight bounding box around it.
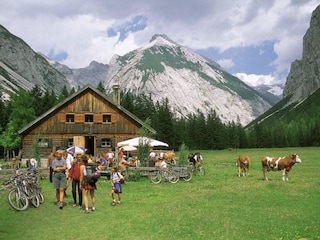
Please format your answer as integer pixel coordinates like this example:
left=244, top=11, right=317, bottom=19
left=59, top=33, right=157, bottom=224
left=160, top=152, right=176, bottom=165
left=237, top=155, right=250, bottom=177
left=262, top=154, right=302, bottom=181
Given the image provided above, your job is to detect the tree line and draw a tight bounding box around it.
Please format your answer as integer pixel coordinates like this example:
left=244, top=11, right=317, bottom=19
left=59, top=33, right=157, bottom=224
left=0, top=83, right=318, bottom=158
left=118, top=89, right=320, bottom=150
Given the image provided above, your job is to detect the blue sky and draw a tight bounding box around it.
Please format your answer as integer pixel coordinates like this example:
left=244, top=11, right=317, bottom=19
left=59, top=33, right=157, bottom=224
left=195, top=41, right=277, bottom=74
left=0, top=0, right=319, bottom=88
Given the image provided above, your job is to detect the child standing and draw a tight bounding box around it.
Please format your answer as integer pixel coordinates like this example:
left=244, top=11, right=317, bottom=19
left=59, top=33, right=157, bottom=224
left=110, top=167, right=124, bottom=206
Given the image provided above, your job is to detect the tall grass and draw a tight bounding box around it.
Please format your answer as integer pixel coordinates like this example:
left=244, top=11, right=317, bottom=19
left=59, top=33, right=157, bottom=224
left=0, top=147, right=319, bottom=240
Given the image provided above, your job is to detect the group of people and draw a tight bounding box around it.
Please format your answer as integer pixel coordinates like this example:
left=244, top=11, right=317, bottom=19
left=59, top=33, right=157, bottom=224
left=47, top=149, right=124, bottom=213
left=148, top=149, right=172, bottom=168
left=94, top=147, right=141, bottom=170
left=95, top=147, right=140, bottom=170
left=45, top=148, right=203, bottom=212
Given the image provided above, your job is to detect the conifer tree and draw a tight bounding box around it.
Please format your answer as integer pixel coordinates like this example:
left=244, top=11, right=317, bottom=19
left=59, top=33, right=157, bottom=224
left=0, top=89, right=36, bottom=153
left=96, top=81, right=106, bottom=94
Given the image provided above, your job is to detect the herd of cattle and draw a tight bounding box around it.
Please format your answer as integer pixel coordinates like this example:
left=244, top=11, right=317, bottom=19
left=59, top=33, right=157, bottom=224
left=237, top=154, right=302, bottom=181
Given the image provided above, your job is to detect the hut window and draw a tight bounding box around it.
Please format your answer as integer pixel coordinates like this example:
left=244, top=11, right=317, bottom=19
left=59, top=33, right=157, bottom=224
left=66, top=114, right=74, bottom=123
left=101, top=138, right=111, bottom=147
left=67, top=138, right=74, bottom=147
left=38, top=138, right=48, bottom=147
left=102, top=114, right=112, bottom=123
left=85, top=114, right=93, bottom=123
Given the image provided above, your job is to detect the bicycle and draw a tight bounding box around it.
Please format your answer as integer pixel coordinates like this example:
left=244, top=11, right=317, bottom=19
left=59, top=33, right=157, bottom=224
left=24, top=172, right=44, bottom=204
left=172, top=166, right=193, bottom=182
left=189, top=162, right=205, bottom=176
left=7, top=171, right=43, bottom=211
left=7, top=174, right=30, bottom=211
left=150, top=167, right=179, bottom=184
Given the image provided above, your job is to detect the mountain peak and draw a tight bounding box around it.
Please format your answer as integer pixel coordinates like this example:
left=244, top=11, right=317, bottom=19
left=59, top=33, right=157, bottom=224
left=150, top=34, right=176, bottom=44
left=145, top=34, right=177, bottom=49
left=105, top=35, right=272, bottom=126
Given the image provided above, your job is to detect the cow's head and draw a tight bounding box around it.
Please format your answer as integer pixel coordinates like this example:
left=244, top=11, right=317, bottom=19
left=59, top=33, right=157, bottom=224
left=291, top=154, right=302, bottom=163
left=188, top=153, right=194, bottom=159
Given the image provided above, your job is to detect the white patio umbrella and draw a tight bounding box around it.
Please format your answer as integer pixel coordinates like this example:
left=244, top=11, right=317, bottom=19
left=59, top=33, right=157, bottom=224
left=117, top=137, right=169, bottom=147
left=121, top=145, right=138, bottom=151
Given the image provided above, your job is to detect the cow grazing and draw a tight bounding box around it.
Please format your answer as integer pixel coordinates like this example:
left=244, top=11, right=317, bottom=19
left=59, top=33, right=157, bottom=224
left=160, top=152, right=176, bottom=165
left=237, top=155, right=250, bottom=177
left=261, top=154, right=302, bottom=181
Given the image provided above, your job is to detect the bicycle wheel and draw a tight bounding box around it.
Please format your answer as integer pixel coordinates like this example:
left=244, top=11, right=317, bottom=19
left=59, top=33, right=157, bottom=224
left=183, top=171, right=193, bottom=182
left=30, top=194, right=40, bottom=208
left=37, top=190, right=45, bottom=204
left=168, top=171, right=179, bottom=184
left=26, top=186, right=40, bottom=208
left=198, top=166, right=205, bottom=176
left=150, top=172, right=162, bottom=184
left=190, top=164, right=196, bottom=176
left=33, top=185, right=44, bottom=204
left=7, top=188, right=29, bottom=211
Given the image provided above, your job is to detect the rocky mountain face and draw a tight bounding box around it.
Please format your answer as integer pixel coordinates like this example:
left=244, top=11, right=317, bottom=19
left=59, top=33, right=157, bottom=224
left=0, top=25, right=69, bottom=95
left=51, top=60, right=109, bottom=88
left=247, top=4, right=320, bottom=127
left=104, top=34, right=273, bottom=126
left=284, top=5, right=320, bottom=103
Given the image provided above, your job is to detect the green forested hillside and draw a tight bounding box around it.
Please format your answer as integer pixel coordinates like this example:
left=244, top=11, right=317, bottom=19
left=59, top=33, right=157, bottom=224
left=245, top=88, right=320, bottom=147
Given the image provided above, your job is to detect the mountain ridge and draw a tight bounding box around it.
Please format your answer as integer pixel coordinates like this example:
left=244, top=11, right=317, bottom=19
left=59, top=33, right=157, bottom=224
left=0, top=24, right=69, bottom=94
left=104, top=34, right=273, bottom=126
left=0, top=25, right=285, bottom=127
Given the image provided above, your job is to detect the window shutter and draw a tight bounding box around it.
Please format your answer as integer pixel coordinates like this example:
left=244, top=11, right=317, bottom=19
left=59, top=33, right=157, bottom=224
left=75, top=114, right=84, bottom=123
left=63, top=138, right=69, bottom=148
left=111, top=113, right=117, bottom=123
left=96, top=138, right=101, bottom=147
left=60, top=113, right=66, bottom=123
left=94, top=114, right=103, bottom=123
left=48, top=138, right=53, bottom=147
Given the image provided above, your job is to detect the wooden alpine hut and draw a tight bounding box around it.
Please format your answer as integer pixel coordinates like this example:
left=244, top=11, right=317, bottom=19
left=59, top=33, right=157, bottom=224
left=18, top=84, right=155, bottom=161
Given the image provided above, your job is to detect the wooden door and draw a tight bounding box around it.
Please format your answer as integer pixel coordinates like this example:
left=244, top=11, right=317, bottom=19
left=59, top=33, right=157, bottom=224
left=73, top=136, right=85, bottom=147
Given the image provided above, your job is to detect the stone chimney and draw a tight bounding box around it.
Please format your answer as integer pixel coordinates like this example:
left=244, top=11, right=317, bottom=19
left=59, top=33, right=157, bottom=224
left=112, top=84, right=120, bottom=106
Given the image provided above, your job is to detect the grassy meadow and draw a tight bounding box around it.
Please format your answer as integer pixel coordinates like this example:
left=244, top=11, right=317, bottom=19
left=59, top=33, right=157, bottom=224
left=0, top=147, right=319, bottom=240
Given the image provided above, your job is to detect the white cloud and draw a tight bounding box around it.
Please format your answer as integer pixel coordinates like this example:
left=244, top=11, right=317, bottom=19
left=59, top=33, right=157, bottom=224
left=235, top=73, right=283, bottom=87
left=272, top=36, right=303, bottom=73
left=0, top=0, right=319, bottom=79
left=217, top=59, right=234, bottom=69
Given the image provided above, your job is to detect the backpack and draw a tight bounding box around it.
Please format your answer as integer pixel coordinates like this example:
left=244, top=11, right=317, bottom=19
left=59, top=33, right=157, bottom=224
left=70, top=162, right=81, bottom=181
left=85, top=164, right=100, bottom=184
